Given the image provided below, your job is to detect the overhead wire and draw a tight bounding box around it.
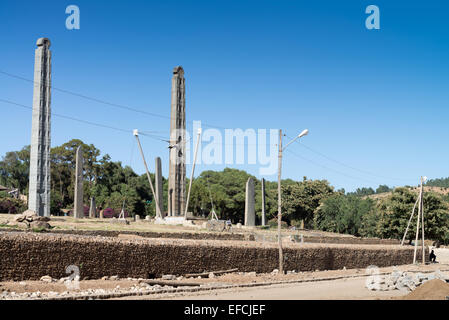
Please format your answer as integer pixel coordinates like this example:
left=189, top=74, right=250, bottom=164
left=285, top=134, right=413, bottom=184
left=0, top=98, right=166, bottom=143
left=0, top=69, right=228, bottom=131
left=284, top=148, right=385, bottom=185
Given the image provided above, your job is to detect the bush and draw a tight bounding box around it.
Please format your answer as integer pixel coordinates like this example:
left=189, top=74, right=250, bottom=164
left=0, top=197, right=26, bottom=214
left=102, top=207, right=129, bottom=218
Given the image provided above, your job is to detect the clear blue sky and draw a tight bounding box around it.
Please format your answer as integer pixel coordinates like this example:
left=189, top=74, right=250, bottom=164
left=0, top=0, right=448, bottom=192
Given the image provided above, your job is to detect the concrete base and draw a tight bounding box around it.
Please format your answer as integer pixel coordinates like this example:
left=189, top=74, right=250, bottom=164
left=154, top=216, right=195, bottom=227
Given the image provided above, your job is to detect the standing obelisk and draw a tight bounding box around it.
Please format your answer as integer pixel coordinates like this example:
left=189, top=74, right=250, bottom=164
left=28, top=38, right=52, bottom=217
left=155, top=157, right=164, bottom=217
left=74, top=146, right=84, bottom=219
left=168, top=66, right=186, bottom=216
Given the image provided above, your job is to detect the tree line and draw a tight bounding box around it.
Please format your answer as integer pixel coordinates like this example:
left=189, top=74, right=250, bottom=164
left=1, top=139, right=449, bottom=243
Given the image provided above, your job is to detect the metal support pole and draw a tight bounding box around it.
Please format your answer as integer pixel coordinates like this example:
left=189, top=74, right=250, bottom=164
left=184, top=128, right=202, bottom=218
left=401, top=196, right=420, bottom=246
left=133, top=130, right=162, bottom=219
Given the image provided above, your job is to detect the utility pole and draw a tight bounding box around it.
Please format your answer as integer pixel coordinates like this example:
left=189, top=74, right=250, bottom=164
left=421, top=177, right=425, bottom=264
left=413, top=176, right=426, bottom=264
left=184, top=128, right=202, bottom=218
left=133, top=129, right=162, bottom=219
left=277, top=129, right=284, bottom=275
left=276, top=128, right=309, bottom=275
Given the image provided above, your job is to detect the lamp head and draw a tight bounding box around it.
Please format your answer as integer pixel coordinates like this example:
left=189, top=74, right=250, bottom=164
left=298, top=129, right=309, bottom=138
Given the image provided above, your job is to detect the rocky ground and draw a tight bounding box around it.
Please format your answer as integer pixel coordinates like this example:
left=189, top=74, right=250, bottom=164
left=1, top=262, right=448, bottom=300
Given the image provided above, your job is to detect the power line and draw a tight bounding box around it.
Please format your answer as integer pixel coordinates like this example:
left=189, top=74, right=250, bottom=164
left=286, top=134, right=413, bottom=183
left=0, top=70, right=171, bottom=121
left=0, top=98, right=166, bottom=143
left=0, top=69, right=229, bottom=131
left=284, top=148, right=384, bottom=185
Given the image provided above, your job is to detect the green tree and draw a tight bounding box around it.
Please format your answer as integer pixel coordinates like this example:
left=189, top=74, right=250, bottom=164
left=314, top=194, right=376, bottom=236
left=0, top=145, right=30, bottom=194
left=376, top=185, right=391, bottom=194
left=378, top=187, right=449, bottom=244
left=281, top=178, right=334, bottom=227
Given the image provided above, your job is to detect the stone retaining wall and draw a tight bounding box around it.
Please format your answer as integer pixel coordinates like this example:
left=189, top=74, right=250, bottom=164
left=0, top=231, right=427, bottom=281
left=254, top=233, right=400, bottom=245
left=301, top=236, right=399, bottom=245
left=0, top=227, right=400, bottom=245
left=0, top=228, right=254, bottom=241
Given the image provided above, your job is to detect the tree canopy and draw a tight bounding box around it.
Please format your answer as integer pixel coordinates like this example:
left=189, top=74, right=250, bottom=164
left=1, top=140, right=449, bottom=244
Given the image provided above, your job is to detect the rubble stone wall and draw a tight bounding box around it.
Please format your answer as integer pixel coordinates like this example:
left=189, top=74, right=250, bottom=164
left=0, top=231, right=426, bottom=281
left=0, top=228, right=254, bottom=241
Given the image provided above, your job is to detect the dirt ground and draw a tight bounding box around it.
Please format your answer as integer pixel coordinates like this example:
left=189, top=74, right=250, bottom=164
left=2, top=261, right=448, bottom=300
left=151, top=277, right=449, bottom=300
left=399, top=279, right=449, bottom=300
left=114, top=263, right=449, bottom=300
left=144, top=277, right=406, bottom=300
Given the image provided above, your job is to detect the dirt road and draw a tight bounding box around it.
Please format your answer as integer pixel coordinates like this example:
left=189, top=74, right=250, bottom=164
left=113, top=277, right=406, bottom=300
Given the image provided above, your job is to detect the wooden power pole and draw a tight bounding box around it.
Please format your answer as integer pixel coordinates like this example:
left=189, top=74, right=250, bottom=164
left=413, top=176, right=426, bottom=265
left=277, top=129, right=284, bottom=275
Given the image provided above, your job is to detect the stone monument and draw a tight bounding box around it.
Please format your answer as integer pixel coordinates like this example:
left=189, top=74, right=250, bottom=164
left=155, top=157, right=164, bottom=217
left=74, top=146, right=84, bottom=218
left=244, top=178, right=255, bottom=226
left=89, top=197, right=96, bottom=218
left=28, top=38, right=52, bottom=217
left=167, top=66, right=186, bottom=216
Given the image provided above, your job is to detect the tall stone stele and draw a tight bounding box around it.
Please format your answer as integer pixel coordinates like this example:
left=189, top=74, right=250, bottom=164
left=245, top=178, right=256, bottom=226
left=155, top=157, right=164, bottom=217
left=28, top=38, right=52, bottom=217
left=168, top=66, right=186, bottom=216
left=89, top=197, right=96, bottom=218
left=74, top=146, right=84, bottom=218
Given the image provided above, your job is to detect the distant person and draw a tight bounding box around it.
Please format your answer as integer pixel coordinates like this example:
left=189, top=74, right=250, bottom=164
left=429, top=250, right=437, bottom=263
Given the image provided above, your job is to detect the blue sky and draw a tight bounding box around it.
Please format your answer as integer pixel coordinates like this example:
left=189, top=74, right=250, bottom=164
left=0, top=0, right=448, bottom=192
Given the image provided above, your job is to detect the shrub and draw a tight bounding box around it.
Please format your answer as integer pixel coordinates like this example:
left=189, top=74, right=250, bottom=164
left=102, top=208, right=129, bottom=218
left=0, top=197, right=26, bottom=214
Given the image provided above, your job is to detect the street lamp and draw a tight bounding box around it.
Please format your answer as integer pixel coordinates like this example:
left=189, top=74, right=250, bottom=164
left=277, top=128, right=309, bottom=275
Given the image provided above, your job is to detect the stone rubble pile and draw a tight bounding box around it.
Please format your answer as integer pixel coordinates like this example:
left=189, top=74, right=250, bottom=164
left=366, top=270, right=449, bottom=292
left=12, top=210, right=51, bottom=229
left=0, top=279, right=203, bottom=300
